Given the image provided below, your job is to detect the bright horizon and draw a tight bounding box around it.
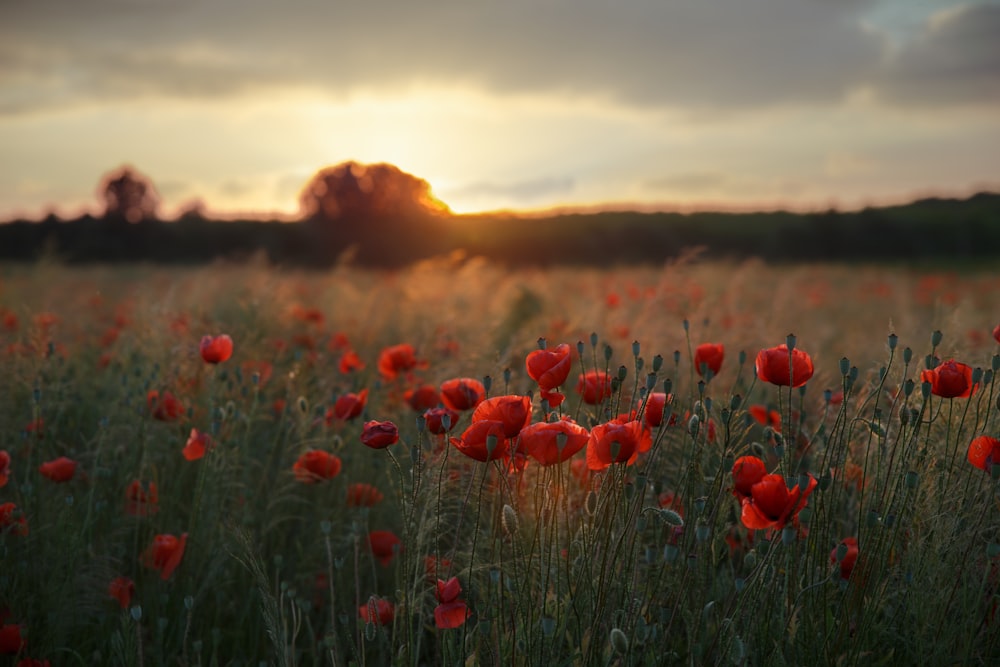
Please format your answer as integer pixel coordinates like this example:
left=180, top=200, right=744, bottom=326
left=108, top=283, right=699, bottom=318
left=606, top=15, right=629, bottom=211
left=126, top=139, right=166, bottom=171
left=2, top=1, right=999, bottom=219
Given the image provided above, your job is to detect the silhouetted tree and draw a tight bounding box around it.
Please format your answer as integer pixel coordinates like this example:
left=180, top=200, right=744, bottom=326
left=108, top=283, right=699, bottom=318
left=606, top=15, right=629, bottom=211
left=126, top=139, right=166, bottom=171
left=299, top=161, right=449, bottom=221
left=99, top=165, right=160, bottom=223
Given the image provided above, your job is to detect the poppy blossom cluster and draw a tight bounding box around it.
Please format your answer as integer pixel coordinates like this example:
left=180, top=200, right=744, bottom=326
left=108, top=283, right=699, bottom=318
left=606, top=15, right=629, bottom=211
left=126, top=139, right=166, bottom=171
left=519, top=418, right=590, bottom=466
left=450, top=395, right=532, bottom=462
left=404, top=385, right=440, bottom=412
left=434, top=577, right=471, bottom=629
left=147, top=390, right=184, bottom=422
left=327, top=389, right=368, bottom=422
left=0, top=502, right=28, bottom=536
left=526, top=343, right=573, bottom=405
left=199, top=334, right=233, bottom=364
left=694, top=343, right=725, bottom=377
left=359, top=596, right=395, bottom=626
left=755, top=344, right=814, bottom=388
left=38, top=456, right=76, bottom=482
left=125, top=480, right=159, bottom=517
left=377, top=344, right=426, bottom=381
left=293, top=450, right=342, bottom=483
left=440, top=378, right=486, bottom=411
left=423, top=406, right=459, bottom=435
left=182, top=429, right=212, bottom=461
left=586, top=419, right=646, bottom=471
left=921, top=359, right=977, bottom=398
left=108, top=576, right=135, bottom=609
left=968, top=435, right=1000, bottom=472
left=143, top=532, right=188, bottom=580
left=368, top=530, right=402, bottom=566
left=576, top=370, right=613, bottom=405
left=731, top=456, right=816, bottom=531
left=346, top=483, right=384, bottom=507
left=361, top=420, right=399, bottom=449
left=831, top=537, right=860, bottom=581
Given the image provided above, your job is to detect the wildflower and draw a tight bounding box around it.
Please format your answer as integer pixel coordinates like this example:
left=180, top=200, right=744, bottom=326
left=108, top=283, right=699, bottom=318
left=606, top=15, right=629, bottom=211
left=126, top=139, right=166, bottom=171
left=450, top=420, right=509, bottom=462
left=0, top=502, right=28, bottom=535
left=732, top=456, right=767, bottom=502
left=694, top=343, right=725, bottom=377
left=434, top=577, right=471, bottom=629
left=749, top=405, right=782, bottom=431
left=471, top=395, right=532, bottom=438
left=147, top=390, right=184, bottom=422
left=968, top=435, right=1000, bottom=472
left=424, top=555, right=452, bottom=582
left=199, top=334, right=233, bottom=364
left=520, top=418, right=590, bottom=466
left=38, top=456, right=76, bottom=482
left=361, top=420, right=399, bottom=449
left=338, top=349, right=365, bottom=374
left=404, top=385, right=440, bottom=412
left=586, top=419, right=644, bottom=470
left=377, top=344, right=426, bottom=381
left=125, top=480, right=159, bottom=517
left=359, top=596, right=395, bottom=626
left=740, top=473, right=817, bottom=531
left=643, top=392, right=672, bottom=428
left=831, top=537, right=860, bottom=581
left=328, top=331, right=350, bottom=351
left=327, top=389, right=368, bottom=422
left=423, top=406, right=460, bottom=435
left=440, top=378, right=486, bottom=411
left=526, top=343, right=573, bottom=391
left=290, top=305, right=325, bottom=326
left=0, top=450, right=10, bottom=487
left=346, top=483, right=384, bottom=507
left=755, top=344, right=814, bottom=388
left=994, top=323, right=1000, bottom=345
left=182, top=429, right=212, bottom=461
left=143, top=533, right=188, bottom=580
left=368, top=530, right=402, bottom=566
left=576, top=370, right=613, bottom=405
left=293, top=450, right=342, bottom=483
left=921, top=359, right=977, bottom=398
left=539, top=389, right=565, bottom=408
left=108, top=576, right=135, bottom=609
left=0, top=623, right=25, bottom=654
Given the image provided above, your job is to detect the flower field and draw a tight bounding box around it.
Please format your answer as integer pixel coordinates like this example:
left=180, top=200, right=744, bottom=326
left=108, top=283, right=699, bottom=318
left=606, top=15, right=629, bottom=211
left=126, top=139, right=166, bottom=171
left=1, top=256, right=999, bottom=666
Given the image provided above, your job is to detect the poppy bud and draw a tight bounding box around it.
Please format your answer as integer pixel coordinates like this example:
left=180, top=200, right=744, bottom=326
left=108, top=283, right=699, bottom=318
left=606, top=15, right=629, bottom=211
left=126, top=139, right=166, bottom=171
left=673, top=350, right=681, bottom=364
left=887, top=333, right=898, bottom=350
left=501, top=504, right=518, bottom=536
left=617, top=365, right=627, bottom=381
left=903, top=347, right=913, bottom=364
left=682, top=319, right=690, bottom=332
left=537, top=337, right=547, bottom=350
left=652, top=354, right=663, bottom=372
left=577, top=340, right=585, bottom=356
left=993, top=355, right=1000, bottom=372
left=610, top=628, right=629, bottom=654
left=785, top=333, right=797, bottom=351
left=604, top=344, right=613, bottom=362
left=931, top=330, right=943, bottom=347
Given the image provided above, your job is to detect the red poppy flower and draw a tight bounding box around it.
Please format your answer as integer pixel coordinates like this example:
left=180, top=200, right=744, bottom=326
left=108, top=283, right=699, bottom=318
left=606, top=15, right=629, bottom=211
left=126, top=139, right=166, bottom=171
left=38, top=456, right=76, bottom=482
left=377, top=344, right=426, bottom=381
left=328, top=331, right=350, bottom=351
left=361, top=420, right=399, bottom=449
left=643, top=392, right=672, bottom=428
left=338, top=349, right=365, bottom=374
left=450, top=420, right=509, bottom=462
left=539, top=389, right=565, bottom=408
left=1, top=310, right=17, bottom=332
left=434, top=577, right=470, bottom=629
left=0, top=502, right=28, bottom=536
left=694, top=343, right=725, bottom=377
left=293, top=450, right=343, bottom=483
left=749, top=405, right=782, bottom=431
left=755, top=344, right=814, bottom=387
left=740, top=473, right=817, bottom=531
left=830, top=537, right=859, bottom=581
left=368, top=530, right=402, bottom=566
left=471, top=395, right=532, bottom=438
left=519, top=418, right=590, bottom=466
left=586, top=419, right=644, bottom=470
left=526, top=343, right=573, bottom=391
left=731, top=456, right=767, bottom=502
left=0, top=623, right=25, bottom=654
left=126, top=480, right=159, bottom=517
left=346, top=483, right=385, bottom=507
left=108, top=576, right=135, bottom=609
left=440, top=378, right=486, bottom=411
left=143, top=533, right=188, bottom=580
left=424, top=555, right=452, bottom=582
left=423, top=407, right=460, bottom=434
left=576, top=371, right=613, bottom=405
left=200, top=334, right=233, bottom=364
left=612, top=411, right=653, bottom=452
left=921, top=359, right=977, bottom=398
left=327, top=389, right=368, bottom=422
left=359, top=596, right=395, bottom=626
left=968, top=435, right=1000, bottom=472
left=147, top=390, right=184, bottom=422
left=182, top=429, right=212, bottom=461
left=404, top=385, right=440, bottom=412
left=0, top=450, right=10, bottom=488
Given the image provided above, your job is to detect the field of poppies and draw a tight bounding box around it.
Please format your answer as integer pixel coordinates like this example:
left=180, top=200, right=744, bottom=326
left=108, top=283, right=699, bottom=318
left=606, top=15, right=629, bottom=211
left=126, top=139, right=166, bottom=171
left=1, top=256, right=999, bottom=666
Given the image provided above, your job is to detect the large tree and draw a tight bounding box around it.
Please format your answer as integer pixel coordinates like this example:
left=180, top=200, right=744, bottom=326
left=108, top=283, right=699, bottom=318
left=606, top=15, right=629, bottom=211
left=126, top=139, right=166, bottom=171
left=98, top=165, right=160, bottom=223
left=299, top=161, right=449, bottom=221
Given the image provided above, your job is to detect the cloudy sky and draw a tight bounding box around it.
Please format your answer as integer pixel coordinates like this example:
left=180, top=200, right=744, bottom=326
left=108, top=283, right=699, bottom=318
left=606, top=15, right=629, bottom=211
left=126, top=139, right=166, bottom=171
left=1, top=0, right=998, bottom=218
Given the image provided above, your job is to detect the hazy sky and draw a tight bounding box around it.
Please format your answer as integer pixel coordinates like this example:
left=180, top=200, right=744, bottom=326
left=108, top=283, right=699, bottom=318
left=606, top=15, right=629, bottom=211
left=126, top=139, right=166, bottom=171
left=1, top=0, right=998, bottom=217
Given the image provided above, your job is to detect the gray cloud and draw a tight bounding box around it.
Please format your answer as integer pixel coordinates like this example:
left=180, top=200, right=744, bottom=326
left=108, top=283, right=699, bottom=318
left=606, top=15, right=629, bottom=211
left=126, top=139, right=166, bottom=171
left=1, top=0, right=890, bottom=115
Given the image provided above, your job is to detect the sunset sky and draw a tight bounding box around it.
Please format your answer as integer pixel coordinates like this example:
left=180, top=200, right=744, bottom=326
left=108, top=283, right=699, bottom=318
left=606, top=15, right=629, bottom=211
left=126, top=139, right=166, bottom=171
left=1, top=0, right=998, bottom=218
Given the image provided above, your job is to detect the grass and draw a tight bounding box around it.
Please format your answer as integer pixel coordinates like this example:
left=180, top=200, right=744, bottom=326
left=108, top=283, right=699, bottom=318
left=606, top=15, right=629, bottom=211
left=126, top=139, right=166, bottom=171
left=1, top=255, right=999, bottom=666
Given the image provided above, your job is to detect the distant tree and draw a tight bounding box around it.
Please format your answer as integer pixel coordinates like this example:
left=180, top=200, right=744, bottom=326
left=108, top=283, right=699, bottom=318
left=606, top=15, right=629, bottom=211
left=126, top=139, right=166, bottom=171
left=98, top=165, right=160, bottom=223
left=299, top=161, right=450, bottom=221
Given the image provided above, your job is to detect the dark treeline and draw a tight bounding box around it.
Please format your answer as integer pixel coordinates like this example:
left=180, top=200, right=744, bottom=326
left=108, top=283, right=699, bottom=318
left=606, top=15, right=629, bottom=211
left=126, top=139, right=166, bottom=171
left=2, top=192, right=998, bottom=268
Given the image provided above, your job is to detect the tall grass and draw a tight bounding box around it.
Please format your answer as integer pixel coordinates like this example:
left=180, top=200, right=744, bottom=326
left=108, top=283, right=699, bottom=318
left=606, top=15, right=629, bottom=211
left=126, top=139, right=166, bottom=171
left=1, top=256, right=998, bottom=665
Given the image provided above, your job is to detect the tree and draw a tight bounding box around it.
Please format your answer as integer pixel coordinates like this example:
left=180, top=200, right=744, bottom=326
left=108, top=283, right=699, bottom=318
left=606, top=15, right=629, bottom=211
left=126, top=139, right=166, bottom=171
left=298, top=161, right=450, bottom=221
left=98, top=165, right=160, bottom=223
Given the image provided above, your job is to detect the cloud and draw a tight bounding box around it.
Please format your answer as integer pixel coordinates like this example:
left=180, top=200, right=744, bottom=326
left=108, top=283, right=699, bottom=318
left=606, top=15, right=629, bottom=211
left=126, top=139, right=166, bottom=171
left=444, top=176, right=575, bottom=206
left=0, top=0, right=890, bottom=115
left=873, top=3, right=1000, bottom=106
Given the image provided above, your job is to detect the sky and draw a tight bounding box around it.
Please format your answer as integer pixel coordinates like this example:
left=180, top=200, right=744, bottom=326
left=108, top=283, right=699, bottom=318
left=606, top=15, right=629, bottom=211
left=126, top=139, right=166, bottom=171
left=1, top=0, right=998, bottom=218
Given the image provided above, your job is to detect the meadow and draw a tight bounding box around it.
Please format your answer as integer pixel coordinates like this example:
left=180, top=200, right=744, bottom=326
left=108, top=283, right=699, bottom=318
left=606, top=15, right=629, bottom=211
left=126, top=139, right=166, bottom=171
left=1, top=255, right=999, bottom=666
